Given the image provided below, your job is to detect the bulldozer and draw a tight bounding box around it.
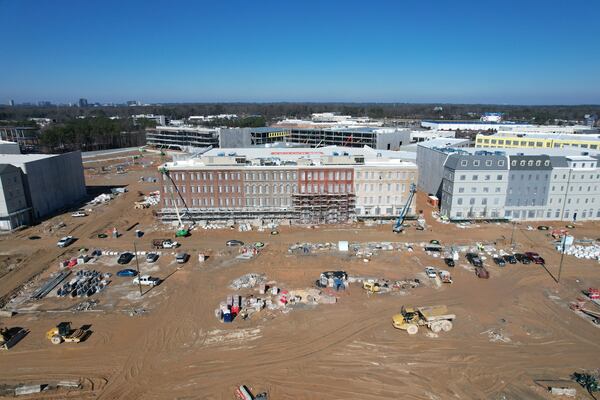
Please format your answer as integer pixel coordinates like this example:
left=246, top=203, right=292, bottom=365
left=392, top=305, right=455, bottom=335
left=46, top=322, right=87, bottom=345
left=1, top=327, right=28, bottom=350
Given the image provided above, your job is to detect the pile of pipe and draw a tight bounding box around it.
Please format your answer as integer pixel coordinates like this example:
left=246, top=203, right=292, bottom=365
left=57, top=270, right=111, bottom=298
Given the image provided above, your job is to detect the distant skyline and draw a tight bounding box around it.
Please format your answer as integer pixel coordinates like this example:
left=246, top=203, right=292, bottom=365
left=1, top=0, right=599, bottom=105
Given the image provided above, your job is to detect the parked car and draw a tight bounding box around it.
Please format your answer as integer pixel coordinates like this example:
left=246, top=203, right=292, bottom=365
left=71, top=211, right=87, bottom=217
left=176, top=252, right=189, bottom=264
left=117, top=269, right=138, bottom=277
left=56, top=236, right=75, bottom=248
left=133, top=275, right=160, bottom=286
left=444, top=258, right=455, bottom=267
left=145, top=253, right=159, bottom=263
left=475, top=266, right=490, bottom=279
left=493, top=257, right=506, bottom=266
left=117, top=252, right=135, bottom=265
left=466, top=253, right=483, bottom=267
left=162, top=240, right=179, bottom=249
left=525, top=252, right=545, bottom=264
left=226, top=240, right=244, bottom=246
left=424, top=267, right=437, bottom=278
left=503, top=254, right=518, bottom=264
left=515, top=253, right=531, bottom=264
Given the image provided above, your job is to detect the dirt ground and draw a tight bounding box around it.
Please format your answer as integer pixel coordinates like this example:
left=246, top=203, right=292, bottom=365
left=0, top=152, right=599, bottom=400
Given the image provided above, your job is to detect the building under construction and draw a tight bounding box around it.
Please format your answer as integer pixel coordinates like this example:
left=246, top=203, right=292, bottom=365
left=156, top=146, right=417, bottom=225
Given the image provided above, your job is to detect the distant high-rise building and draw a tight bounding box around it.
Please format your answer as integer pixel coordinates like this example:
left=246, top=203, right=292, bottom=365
left=38, top=101, right=52, bottom=107
left=126, top=100, right=141, bottom=106
left=78, top=98, right=88, bottom=108
left=8, top=99, right=14, bottom=106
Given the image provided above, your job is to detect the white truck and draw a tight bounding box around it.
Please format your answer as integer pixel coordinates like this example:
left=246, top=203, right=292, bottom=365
left=133, top=275, right=161, bottom=286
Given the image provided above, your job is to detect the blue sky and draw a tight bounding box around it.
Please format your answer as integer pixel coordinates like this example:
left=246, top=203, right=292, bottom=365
left=1, top=0, right=599, bottom=104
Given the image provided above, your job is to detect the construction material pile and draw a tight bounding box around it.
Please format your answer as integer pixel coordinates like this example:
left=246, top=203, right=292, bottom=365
left=56, top=270, right=111, bottom=298
left=288, top=242, right=337, bottom=254
left=141, top=191, right=160, bottom=206
left=230, top=273, right=266, bottom=290
left=559, top=244, right=600, bottom=260
left=90, top=193, right=113, bottom=205
left=217, top=274, right=337, bottom=323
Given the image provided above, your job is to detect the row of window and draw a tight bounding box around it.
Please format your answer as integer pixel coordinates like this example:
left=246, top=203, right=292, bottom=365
left=458, top=174, right=504, bottom=181
left=460, top=159, right=505, bottom=167
left=164, top=197, right=293, bottom=207
left=300, top=171, right=352, bottom=181
left=358, top=196, right=404, bottom=205
left=170, top=171, right=299, bottom=182
left=299, top=183, right=353, bottom=194
left=505, top=209, right=600, bottom=219
left=355, top=171, right=415, bottom=180
left=457, top=186, right=502, bottom=193
left=455, top=197, right=501, bottom=206
left=356, top=183, right=408, bottom=192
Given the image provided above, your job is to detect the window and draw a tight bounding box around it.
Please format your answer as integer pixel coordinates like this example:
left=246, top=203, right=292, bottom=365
left=473, top=160, right=480, bottom=167
left=495, top=187, right=501, bottom=193
left=485, top=160, right=492, bottom=166
left=457, top=198, right=463, bottom=205
left=498, top=160, right=505, bottom=167
left=481, top=198, right=487, bottom=205
left=511, top=160, right=517, bottom=166
left=485, top=175, right=490, bottom=181
left=528, top=160, right=533, bottom=167
left=535, top=160, right=541, bottom=166
left=469, top=198, right=475, bottom=205
left=460, top=175, right=466, bottom=181
left=520, top=160, right=526, bottom=166
left=472, top=175, right=478, bottom=181
left=458, top=187, right=464, bottom=193
left=461, top=160, right=468, bottom=166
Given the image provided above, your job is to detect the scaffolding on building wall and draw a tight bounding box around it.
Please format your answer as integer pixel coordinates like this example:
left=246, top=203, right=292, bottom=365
left=292, top=193, right=355, bottom=224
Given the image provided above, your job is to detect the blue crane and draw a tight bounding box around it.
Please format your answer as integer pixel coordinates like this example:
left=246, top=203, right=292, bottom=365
left=393, top=183, right=417, bottom=233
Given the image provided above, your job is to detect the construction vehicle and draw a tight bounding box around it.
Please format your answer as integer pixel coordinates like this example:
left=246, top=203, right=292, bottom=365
left=46, top=322, right=87, bottom=345
left=392, top=305, right=455, bottom=335
left=363, top=281, right=381, bottom=293
left=393, top=183, right=416, bottom=233
left=159, top=166, right=195, bottom=237
left=0, top=327, right=28, bottom=350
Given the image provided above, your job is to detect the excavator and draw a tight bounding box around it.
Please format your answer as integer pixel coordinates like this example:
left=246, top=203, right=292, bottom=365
left=393, top=183, right=417, bottom=233
left=159, top=166, right=195, bottom=237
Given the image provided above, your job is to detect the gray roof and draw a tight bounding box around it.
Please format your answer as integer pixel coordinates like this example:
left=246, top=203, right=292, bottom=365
left=549, top=156, right=569, bottom=168
left=508, top=155, right=552, bottom=170
left=445, top=154, right=508, bottom=170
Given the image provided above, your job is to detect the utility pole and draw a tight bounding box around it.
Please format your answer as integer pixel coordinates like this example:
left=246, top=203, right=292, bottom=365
left=133, top=241, right=143, bottom=296
left=557, top=236, right=567, bottom=284
left=509, top=220, right=517, bottom=248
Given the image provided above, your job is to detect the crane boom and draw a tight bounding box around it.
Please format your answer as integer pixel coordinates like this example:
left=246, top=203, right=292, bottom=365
left=393, top=183, right=416, bottom=233
left=160, top=166, right=195, bottom=236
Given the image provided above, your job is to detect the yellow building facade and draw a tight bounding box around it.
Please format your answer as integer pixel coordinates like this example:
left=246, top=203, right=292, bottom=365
left=475, top=133, right=600, bottom=150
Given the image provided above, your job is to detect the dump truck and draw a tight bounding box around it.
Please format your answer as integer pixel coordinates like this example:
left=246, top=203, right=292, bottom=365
left=1, top=327, right=28, bottom=350
left=46, top=322, right=87, bottom=345
left=392, top=305, right=455, bottom=335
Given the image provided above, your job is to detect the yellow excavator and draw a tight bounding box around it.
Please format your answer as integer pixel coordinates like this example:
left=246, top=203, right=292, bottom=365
left=46, top=322, right=87, bottom=345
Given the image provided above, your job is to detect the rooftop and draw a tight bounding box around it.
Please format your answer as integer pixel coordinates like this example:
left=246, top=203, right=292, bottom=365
left=482, top=132, right=600, bottom=141
left=164, top=146, right=417, bottom=170
left=0, top=153, right=58, bottom=164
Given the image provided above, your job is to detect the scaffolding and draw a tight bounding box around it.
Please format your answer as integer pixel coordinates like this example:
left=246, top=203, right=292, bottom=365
left=156, top=207, right=300, bottom=224
left=292, top=193, right=356, bottom=224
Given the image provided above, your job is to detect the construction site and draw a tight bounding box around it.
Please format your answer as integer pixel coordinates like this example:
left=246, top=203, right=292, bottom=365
left=0, top=148, right=599, bottom=399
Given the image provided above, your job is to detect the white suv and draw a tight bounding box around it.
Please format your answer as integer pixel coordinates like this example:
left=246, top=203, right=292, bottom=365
left=57, top=236, right=75, bottom=248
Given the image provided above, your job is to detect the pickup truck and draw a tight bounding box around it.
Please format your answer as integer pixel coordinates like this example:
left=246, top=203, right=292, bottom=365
left=57, top=236, right=75, bottom=248
left=133, top=275, right=161, bottom=286
left=152, top=239, right=179, bottom=249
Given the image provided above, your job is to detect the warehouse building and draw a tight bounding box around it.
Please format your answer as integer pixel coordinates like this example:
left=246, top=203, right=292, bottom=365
left=157, top=146, right=417, bottom=224
left=0, top=152, right=86, bottom=230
